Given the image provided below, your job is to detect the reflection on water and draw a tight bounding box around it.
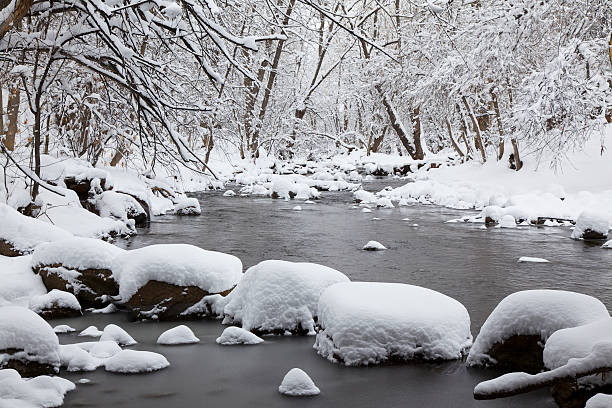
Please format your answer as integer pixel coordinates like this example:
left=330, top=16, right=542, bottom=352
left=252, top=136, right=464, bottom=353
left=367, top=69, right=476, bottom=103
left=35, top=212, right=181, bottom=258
left=58, top=180, right=611, bottom=407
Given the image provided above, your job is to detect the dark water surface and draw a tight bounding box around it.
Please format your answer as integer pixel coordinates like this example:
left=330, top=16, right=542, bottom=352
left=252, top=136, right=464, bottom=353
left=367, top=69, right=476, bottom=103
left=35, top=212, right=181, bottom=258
left=56, top=179, right=612, bottom=408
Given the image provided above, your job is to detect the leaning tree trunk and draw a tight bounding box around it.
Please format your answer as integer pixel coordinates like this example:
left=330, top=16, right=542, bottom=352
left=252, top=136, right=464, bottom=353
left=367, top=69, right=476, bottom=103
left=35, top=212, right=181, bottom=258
left=375, top=84, right=417, bottom=159
left=461, top=95, right=486, bottom=162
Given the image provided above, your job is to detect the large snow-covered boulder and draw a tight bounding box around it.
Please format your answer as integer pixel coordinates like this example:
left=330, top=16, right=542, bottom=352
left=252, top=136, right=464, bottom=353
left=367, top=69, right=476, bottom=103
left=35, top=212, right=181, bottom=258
left=174, top=197, right=201, bottom=215
left=278, top=368, right=320, bottom=396
left=572, top=210, right=610, bottom=240
left=28, top=289, right=82, bottom=319
left=0, top=306, right=60, bottom=376
left=94, top=191, right=149, bottom=227
left=586, top=394, right=612, bottom=408
left=221, top=260, right=349, bottom=335
left=0, top=203, right=72, bottom=257
left=31, top=237, right=124, bottom=308
left=112, top=244, right=242, bottom=320
left=467, top=290, right=609, bottom=373
left=0, top=368, right=75, bottom=407
left=314, top=282, right=472, bottom=366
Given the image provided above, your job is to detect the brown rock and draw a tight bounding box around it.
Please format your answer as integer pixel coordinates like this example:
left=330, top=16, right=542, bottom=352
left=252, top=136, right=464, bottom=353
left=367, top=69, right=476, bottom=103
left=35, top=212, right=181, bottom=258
left=552, top=382, right=612, bottom=408
left=487, top=334, right=544, bottom=374
left=0, top=348, right=58, bottom=377
left=581, top=229, right=608, bottom=241
left=124, top=280, right=233, bottom=320
left=0, top=239, right=23, bottom=257
left=35, top=265, right=119, bottom=309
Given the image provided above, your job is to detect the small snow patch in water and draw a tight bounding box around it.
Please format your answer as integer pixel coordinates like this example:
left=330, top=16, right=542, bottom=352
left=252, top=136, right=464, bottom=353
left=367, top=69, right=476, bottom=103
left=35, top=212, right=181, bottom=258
left=54, top=324, right=76, bottom=333
left=363, top=241, right=386, bottom=251
left=216, top=327, right=264, bottom=345
left=157, top=325, right=200, bottom=345
left=518, top=257, right=550, bottom=263
left=278, top=368, right=320, bottom=396
left=79, top=326, right=103, bottom=337
left=99, top=324, right=137, bottom=346
left=292, top=206, right=302, bottom=211
left=361, top=208, right=372, bottom=213
left=223, top=190, right=236, bottom=197
left=104, top=350, right=169, bottom=373
left=87, top=304, right=118, bottom=314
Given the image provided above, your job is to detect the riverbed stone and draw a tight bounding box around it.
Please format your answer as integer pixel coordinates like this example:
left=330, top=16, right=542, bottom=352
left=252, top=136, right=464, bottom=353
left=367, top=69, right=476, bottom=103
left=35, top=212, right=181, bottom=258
left=486, top=334, right=544, bottom=374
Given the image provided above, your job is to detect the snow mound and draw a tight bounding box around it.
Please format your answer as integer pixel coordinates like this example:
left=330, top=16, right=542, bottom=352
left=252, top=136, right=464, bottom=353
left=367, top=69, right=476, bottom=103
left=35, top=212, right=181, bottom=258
left=94, top=191, right=145, bottom=225
left=544, top=318, right=612, bottom=370
left=292, top=205, right=302, bottom=211
left=29, top=290, right=81, bottom=315
left=88, top=341, right=122, bottom=359
left=572, top=210, right=610, bottom=240
left=223, top=190, right=236, bottom=197
left=499, top=215, right=516, bottom=228
left=157, top=325, right=200, bottom=345
left=53, top=325, right=75, bottom=334
left=603, top=240, right=612, bottom=249
left=361, top=208, right=372, bottom=213
left=0, top=255, right=47, bottom=303
left=31, top=237, right=124, bottom=271
left=79, top=326, right=103, bottom=337
left=59, top=344, right=100, bottom=372
left=104, top=350, right=169, bottom=373
left=278, top=368, right=320, bottom=396
left=222, top=260, right=349, bottom=334
left=0, top=306, right=60, bottom=370
left=99, top=324, right=137, bottom=346
left=517, top=257, right=550, bottom=263
left=0, top=369, right=75, bottom=407
left=586, top=394, right=612, bottom=408
left=362, top=241, right=386, bottom=251
left=467, top=290, right=609, bottom=366
left=0, top=203, right=72, bottom=255
left=112, top=244, right=243, bottom=301
left=216, top=327, right=263, bottom=345
left=314, top=282, right=472, bottom=365
left=174, top=198, right=201, bottom=215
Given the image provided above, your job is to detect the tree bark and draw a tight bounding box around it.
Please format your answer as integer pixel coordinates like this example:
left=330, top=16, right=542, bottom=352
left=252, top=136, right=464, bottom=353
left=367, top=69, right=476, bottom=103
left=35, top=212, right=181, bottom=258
left=0, top=0, right=32, bottom=41
left=490, top=90, right=504, bottom=160
left=446, top=119, right=464, bottom=158
left=461, top=95, right=486, bottom=162
left=410, top=106, right=424, bottom=160
left=375, top=84, right=417, bottom=159
left=4, top=86, right=20, bottom=151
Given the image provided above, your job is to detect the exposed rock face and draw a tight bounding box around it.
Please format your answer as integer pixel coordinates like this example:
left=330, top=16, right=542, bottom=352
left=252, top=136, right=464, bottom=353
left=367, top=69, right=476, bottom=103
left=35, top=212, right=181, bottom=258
left=0, top=239, right=23, bottom=257
left=35, top=305, right=82, bottom=320
left=0, top=349, right=58, bottom=377
left=581, top=229, right=608, bottom=241
left=124, top=280, right=233, bottom=320
left=486, top=334, right=545, bottom=374
left=35, top=265, right=119, bottom=309
left=552, top=382, right=612, bottom=408
left=64, top=176, right=107, bottom=203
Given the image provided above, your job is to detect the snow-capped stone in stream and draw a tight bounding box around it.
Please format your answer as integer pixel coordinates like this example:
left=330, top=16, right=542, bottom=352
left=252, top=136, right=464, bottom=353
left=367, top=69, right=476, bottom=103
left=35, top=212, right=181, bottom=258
left=216, top=327, right=263, bottom=345
left=174, top=198, right=201, bottom=215
left=467, top=290, right=609, bottom=372
left=292, top=205, right=302, bottom=211
left=53, top=324, right=76, bottom=334
left=586, top=394, right=612, bottom=408
left=94, top=190, right=148, bottom=227
left=362, top=241, right=386, bottom=251
left=498, top=215, right=516, bottom=228
left=28, top=289, right=82, bottom=318
left=603, top=240, right=612, bottom=249
left=88, top=304, right=118, bottom=314
left=572, top=210, right=610, bottom=240
left=361, top=208, right=372, bottom=213
left=314, top=282, right=472, bottom=366
left=157, top=325, right=200, bottom=345
left=0, top=368, right=75, bottom=407
left=517, top=257, right=550, bottom=263
left=104, top=350, right=169, bottom=373
left=223, top=190, right=236, bottom=197
left=111, top=244, right=242, bottom=319
left=79, top=326, right=103, bottom=338
left=0, top=306, right=60, bottom=376
left=31, top=237, right=124, bottom=308
left=88, top=341, right=123, bottom=359
left=376, top=197, right=394, bottom=208
left=278, top=368, right=320, bottom=396
left=99, top=324, right=137, bottom=346
left=0, top=203, right=73, bottom=256
left=221, top=260, right=350, bottom=335
left=59, top=344, right=100, bottom=372
left=481, top=206, right=504, bottom=224
left=353, top=189, right=376, bottom=204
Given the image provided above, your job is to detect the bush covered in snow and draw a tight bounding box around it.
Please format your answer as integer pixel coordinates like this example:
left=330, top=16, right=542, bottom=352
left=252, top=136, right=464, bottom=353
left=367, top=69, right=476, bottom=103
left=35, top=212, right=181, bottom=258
left=314, top=282, right=472, bottom=365
left=221, top=260, right=349, bottom=335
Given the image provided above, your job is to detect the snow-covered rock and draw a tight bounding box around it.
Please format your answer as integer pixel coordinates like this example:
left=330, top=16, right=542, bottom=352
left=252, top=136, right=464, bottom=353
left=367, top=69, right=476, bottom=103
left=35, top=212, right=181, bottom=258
left=314, top=282, right=472, bottom=365
left=79, top=326, right=103, bottom=338
left=586, top=394, right=612, bottom=408
left=292, top=205, right=302, bottom=211
left=0, top=368, right=75, bottom=407
left=362, top=241, right=386, bottom=251
left=0, top=203, right=72, bottom=256
left=216, top=327, right=263, bottom=345
left=53, top=325, right=75, bottom=334
left=572, top=210, right=610, bottom=240
left=499, top=214, right=516, bottom=228
left=0, top=255, right=47, bottom=305
left=517, top=257, right=550, bottom=263
left=221, top=260, right=349, bottom=335
left=278, top=368, right=320, bottom=396
left=0, top=306, right=60, bottom=376
left=94, top=191, right=148, bottom=227
left=174, top=197, right=201, bottom=215
left=223, top=190, right=236, bottom=197
left=88, top=341, right=122, bottom=359
left=603, top=240, right=612, bottom=249
left=112, top=244, right=242, bottom=319
left=157, top=325, right=200, bottom=345
left=104, top=350, right=169, bottom=373
left=467, top=290, right=609, bottom=372
left=28, top=290, right=82, bottom=319
left=354, top=189, right=376, bottom=204
left=361, top=208, right=372, bottom=213
left=59, top=344, right=101, bottom=372
left=99, top=324, right=137, bottom=346
left=31, top=237, right=124, bottom=308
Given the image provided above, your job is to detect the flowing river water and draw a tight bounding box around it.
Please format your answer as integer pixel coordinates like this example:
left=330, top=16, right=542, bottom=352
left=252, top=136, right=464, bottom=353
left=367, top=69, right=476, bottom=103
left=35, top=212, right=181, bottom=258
left=53, top=179, right=612, bottom=408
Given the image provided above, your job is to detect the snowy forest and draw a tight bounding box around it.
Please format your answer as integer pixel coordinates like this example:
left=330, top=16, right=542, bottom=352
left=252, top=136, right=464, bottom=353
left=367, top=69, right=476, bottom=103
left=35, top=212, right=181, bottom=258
left=1, top=0, right=612, bottom=407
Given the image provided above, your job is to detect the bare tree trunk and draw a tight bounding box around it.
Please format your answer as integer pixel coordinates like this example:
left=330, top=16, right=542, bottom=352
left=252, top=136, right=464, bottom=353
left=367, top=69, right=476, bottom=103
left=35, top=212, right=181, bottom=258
left=446, top=119, right=464, bottom=158
left=110, top=149, right=123, bottom=166
left=410, top=106, right=424, bottom=160
left=490, top=90, right=504, bottom=160
left=0, top=0, right=33, bottom=41
left=4, top=86, right=20, bottom=151
left=461, top=95, right=486, bottom=162
left=0, top=87, right=3, bottom=139
left=375, top=84, right=417, bottom=160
